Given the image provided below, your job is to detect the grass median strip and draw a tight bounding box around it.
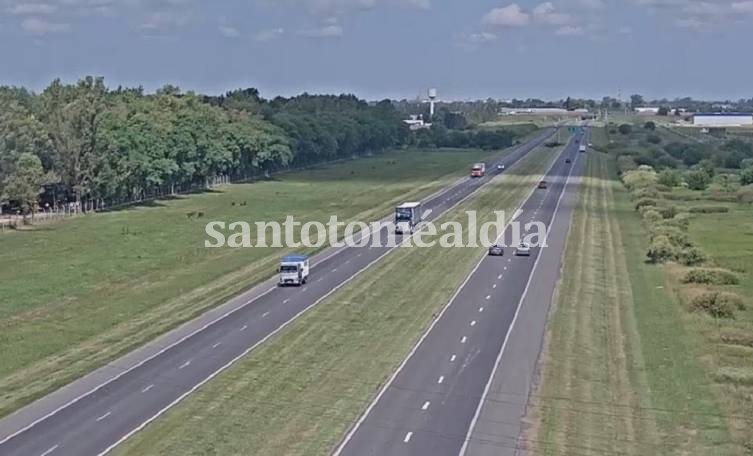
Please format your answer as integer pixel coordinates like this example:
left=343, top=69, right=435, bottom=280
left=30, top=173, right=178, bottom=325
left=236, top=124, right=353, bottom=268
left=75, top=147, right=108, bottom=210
left=0, top=146, right=517, bottom=418
left=527, top=151, right=732, bottom=456
left=113, top=142, right=563, bottom=455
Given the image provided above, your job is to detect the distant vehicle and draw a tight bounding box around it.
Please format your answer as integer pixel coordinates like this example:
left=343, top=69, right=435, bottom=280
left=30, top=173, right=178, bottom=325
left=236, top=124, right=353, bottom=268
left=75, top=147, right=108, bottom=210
left=515, top=242, right=531, bottom=256
left=579, top=145, right=587, bottom=153
left=488, top=245, right=504, bottom=256
left=471, top=163, right=486, bottom=178
left=538, top=181, right=548, bottom=189
left=279, top=255, right=309, bottom=286
left=497, top=164, right=505, bottom=172
left=587, top=143, right=593, bottom=148
left=395, top=202, right=423, bottom=235
left=565, top=158, right=572, bottom=164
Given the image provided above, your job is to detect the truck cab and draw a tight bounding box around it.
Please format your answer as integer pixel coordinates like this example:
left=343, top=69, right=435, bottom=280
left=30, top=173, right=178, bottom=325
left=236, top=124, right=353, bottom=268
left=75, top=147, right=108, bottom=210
left=279, top=255, right=310, bottom=286
left=471, top=163, right=486, bottom=178
left=395, top=202, right=423, bottom=235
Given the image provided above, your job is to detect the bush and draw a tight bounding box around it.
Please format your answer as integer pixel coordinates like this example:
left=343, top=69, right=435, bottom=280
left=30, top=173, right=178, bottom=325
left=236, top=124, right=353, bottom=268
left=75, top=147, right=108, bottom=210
left=690, top=292, right=738, bottom=318
left=658, top=212, right=691, bottom=231
left=688, top=206, right=730, bottom=214
left=617, top=155, right=638, bottom=174
left=658, top=169, right=681, bottom=188
left=647, top=134, right=662, bottom=144
left=623, top=167, right=658, bottom=190
left=647, top=235, right=678, bottom=263
left=618, top=124, right=633, bottom=135
left=652, top=225, right=692, bottom=247
left=737, top=185, right=753, bottom=204
left=632, top=186, right=660, bottom=200
left=642, top=209, right=663, bottom=224
left=658, top=205, right=680, bottom=219
left=685, top=169, right=712, bottom=191
left=644, top=121, right=656, bottom=131
left=635, top=198, right=658, bottom=210
left=741, top=167, right=753, bottom=186
left=682, top=268, right=740, bottom=285
left=677, top=246, right=707, bottom=266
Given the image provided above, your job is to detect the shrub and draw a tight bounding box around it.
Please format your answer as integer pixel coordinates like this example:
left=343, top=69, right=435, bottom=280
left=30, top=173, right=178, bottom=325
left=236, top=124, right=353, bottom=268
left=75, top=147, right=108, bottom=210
left=658, top=169, right=681, bottom=188
left=647, top=235, right=678, bottom=263
left=642, top=209, right=663, bottom=224
left=658, top=205, right=680, bottom=219
left=635, top=198, right=658, bottom=210
left=678, top=246, right=707, bottom=266
left=623, top=167, right=658, bottom=190
left=738, top=185, right=753, bottom=204
left=659, top=213, right=691, bottom=231
left=739, top=167, right=753, bottom=186
left=632, top=186, right=660, bottom=200
left=647, top=134, right=662, bottom=144
left=689, top=292, right=737, bottom=318
left=652, top=225, right=692, bottom=247
left=688, top=206, right=729, bottom=214
left=644, top=121, right=656, bottom=131
left=685, top=169, right=712, bottom=190
left=618, top=124, right=633, bottom=135
left=617, top=155, right=638, bottom=174
left=682, top=268, right=740, bottom=285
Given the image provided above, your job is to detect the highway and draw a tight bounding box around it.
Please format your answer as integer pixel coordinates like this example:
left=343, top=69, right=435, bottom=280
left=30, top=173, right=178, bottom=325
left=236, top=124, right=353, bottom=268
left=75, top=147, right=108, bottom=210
left=0, top=129, right=557, bottom=456
left=333, top=129, right=587, bottom=456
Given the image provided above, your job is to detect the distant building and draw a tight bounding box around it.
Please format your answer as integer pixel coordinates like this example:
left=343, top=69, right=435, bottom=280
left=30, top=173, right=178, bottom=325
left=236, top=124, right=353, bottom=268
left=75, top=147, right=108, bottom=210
left=403, top=115, right=432, bottom=130
left=693, top=113, right=753, bottom=127
left=634, top=107, right=661, bottom=114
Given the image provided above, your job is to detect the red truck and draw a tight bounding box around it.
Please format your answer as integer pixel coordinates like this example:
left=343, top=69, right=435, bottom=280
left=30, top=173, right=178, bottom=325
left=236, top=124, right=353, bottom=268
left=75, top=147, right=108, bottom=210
left=471, top=163, right=486, bottom=178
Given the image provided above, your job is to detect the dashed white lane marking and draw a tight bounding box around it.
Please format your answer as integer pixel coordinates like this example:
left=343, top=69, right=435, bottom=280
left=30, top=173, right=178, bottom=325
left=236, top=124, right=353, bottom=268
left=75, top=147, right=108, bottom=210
left=332, top=268, right=338, bottom=273
left=450, top=354, right=456, bottom=362
left=318, top=278, right=324, bottom=282
left=486, top=295, right=491, bottom=300
left=479, top=307, right=484, bottom=312
left=471, top=321, right=476, bottom=327
left=40, top=445, right=59, bottom=456
left=422, top=401, right=431, bottom=410
left=504, top=266, right=508, bottom=270
left=302, top=287, right=308, bottom=292
left=262, top=312, right=270, bottom=318
left=283, top=299, right=290, bottom=304
left=141, top=384, right=154, bottom=393
left=96, top=411, right=111, bottom=422
left=240, top=325, right=248, bottom=331
left=212, top=342, right=222, bottom=349
left=497, top=274, right=503, bottom=280
left=461, top=336, right=467, bottom=344
left=438, top=376, right=444, bottom=384
left=404, top=432, right=413, bottom=443
left=493, top=284, right=497, bottom=289
left=179, top=360, right=191, bottom=370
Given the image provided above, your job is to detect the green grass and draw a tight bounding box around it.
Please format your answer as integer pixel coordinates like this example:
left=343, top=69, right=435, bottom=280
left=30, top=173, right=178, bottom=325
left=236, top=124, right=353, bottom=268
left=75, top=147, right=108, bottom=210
left=529, top=150, right=735, bottom=455
left=113, top=142, right=563, bottom=456
left=0, top=146, right=508, bottom=418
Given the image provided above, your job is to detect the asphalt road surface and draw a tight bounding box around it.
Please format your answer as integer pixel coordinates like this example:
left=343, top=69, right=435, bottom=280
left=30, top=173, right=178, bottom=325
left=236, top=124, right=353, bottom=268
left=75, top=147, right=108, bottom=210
left=333, top=130, right=587, bottom=456
left=0, top=129, right=557, bottom=456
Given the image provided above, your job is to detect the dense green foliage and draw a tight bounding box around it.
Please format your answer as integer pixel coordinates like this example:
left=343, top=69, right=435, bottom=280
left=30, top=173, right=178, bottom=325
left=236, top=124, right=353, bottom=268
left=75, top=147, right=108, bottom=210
left=0, top=79, right=410, bottom=212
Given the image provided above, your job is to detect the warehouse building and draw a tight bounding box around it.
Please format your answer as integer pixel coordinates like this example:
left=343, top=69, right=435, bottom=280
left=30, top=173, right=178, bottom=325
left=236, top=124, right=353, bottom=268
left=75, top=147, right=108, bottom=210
left=693, top=112, right=753, bottom=127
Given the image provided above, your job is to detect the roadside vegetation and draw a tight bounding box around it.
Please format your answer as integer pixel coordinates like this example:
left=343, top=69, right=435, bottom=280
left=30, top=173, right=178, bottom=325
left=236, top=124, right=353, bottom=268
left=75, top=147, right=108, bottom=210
left=0, top=146, right=515, bottom=418
left=529, top=121, right=753, bottom=455
left=113, top=140, right=566, bottom=456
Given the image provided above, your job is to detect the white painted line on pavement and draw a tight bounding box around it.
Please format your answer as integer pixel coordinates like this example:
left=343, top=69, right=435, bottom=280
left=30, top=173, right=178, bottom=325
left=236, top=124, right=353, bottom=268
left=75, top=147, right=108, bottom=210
left=479, top=307, right=484, bottom=313
left=96, top=412, right=111, bottom=422
left=497, top=274, right=503, bottom=280
left=485, top=295, right=491, bottom=300
left=317, top=278, right=323, bottom=282
left=212, top=342, right=222, bottom=349
left=302, top=287, right=308, bottom=292
left=470, top=321, right=476, bottom=327
left=450, top=355, right=456, bottom=362
left=461, top=336, right=467, bottom=344
left=437, top=376, right=444, bottom=384
left=422, top=401, right=430, bottom=411
left=40, top=444, right=59, bottom=456
left=492, top=284, right=497, bottom=289
left=261, top=312, right=270, bottom=318
left=404, top=432, right=413, bottom=443
left=141, top=385, right=154, bottom=394
left=283, top=299, right=290, bottom=304
left=332, top=268, right=338, bottom=273
left=240, top=325, right=248, bottom=331
left=178, top=361, right=191, bottom=370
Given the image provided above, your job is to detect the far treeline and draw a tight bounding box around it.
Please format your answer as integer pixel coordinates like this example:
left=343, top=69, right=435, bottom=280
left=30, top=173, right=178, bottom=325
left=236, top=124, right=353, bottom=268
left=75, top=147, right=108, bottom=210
left=0, top=78, right=526, bottom=216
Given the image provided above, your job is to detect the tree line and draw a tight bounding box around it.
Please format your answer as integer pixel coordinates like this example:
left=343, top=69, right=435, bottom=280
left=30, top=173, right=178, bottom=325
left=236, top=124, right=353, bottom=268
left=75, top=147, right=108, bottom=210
left=0, top=79, right=410, bottom=215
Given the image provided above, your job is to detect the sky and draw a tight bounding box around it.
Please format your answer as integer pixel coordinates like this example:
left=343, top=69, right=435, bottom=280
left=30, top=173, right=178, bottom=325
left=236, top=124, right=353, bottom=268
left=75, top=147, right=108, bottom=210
left=0, top=0, right=752, bottom=101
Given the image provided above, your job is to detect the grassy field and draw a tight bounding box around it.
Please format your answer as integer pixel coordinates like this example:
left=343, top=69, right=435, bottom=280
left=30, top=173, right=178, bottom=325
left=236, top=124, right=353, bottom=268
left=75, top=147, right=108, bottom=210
left=0, top=146, right=513, bottom=418
left=527, top=152, right=736, bottom=455
left=113, top=141, right=564, bottom=455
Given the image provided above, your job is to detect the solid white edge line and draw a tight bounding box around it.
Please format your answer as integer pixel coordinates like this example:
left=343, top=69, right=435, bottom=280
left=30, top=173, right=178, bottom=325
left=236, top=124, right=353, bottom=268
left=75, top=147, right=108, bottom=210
left=93, top=131, right=557, bottom=456
left=330, top=129, right=560, bottom=456
left=457, top=131, right=583, bottom=456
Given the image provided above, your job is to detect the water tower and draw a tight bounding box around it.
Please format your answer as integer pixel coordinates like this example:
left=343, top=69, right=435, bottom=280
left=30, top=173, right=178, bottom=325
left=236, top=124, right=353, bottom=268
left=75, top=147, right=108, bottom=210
left=428, top=88, right=438, bottom=118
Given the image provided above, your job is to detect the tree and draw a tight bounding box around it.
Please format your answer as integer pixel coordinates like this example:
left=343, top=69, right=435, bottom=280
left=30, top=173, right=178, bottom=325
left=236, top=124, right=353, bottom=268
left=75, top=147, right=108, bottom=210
left=657, top=107, right=670, bottom=116
left=658, top=169, right=681, bottom=187
left=630, top=94, right=644, bottom=108
left=685, top=169, right=712, bottom=190
left=618, top=124, right=632, bottom=135
left=1, top=153, right=52, bottom=218
left=644, top=121, right=656, bottom=131
left=740, top=167, right=753, bottom=186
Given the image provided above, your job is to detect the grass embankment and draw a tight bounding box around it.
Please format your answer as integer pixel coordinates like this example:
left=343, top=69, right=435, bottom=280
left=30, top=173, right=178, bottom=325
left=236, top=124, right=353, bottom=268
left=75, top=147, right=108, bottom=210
left=0, top=146, right=510, bottom=418
left=528, top=151, right=735, bottom=455
left=114, top=141, right=565, bottom=455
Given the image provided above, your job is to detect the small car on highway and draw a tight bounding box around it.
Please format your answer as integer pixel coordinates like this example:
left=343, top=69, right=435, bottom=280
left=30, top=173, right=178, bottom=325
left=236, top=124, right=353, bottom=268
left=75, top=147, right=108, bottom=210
left=565, top=158, right=572, bottom=164
left=538, top=181, right=548, bottom=189
left=515, top=242, right=531, bottom=256
left=488, top=245, right=504, bottom=256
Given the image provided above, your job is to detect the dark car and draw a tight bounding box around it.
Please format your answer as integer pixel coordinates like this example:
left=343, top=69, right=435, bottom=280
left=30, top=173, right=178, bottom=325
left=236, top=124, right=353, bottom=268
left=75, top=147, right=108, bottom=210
left=488, top=245, right=504, bottom=256
left=565, top=158, right=572, bottom=164
left=538, top=181, right=548, bottom=189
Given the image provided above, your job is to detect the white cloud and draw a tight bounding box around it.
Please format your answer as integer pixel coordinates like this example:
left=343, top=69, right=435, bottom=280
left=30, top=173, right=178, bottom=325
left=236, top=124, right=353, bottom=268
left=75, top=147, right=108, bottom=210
left=140, top=10, right=191, bottom=30
left=9, top=3, right=58, bottom=15
left=533, top=2, right=572, bottom=25
left=21, top=17, right=69, bottom=35
left=555, top=24, right=584, bottom=35
left=731, top=1, right=753, bottom=12
left=219, top=25, right=240, bottom=37
left=483, top=4, right=530, bottom=27
left=299, top=24, right=344, bottom=37
left=255, top=27, right=285, bottom=41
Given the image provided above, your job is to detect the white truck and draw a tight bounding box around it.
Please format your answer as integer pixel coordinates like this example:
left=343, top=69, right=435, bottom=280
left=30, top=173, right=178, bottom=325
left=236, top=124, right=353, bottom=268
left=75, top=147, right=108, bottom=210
left=395, top=202, right=423, bottom=235
left=278, top=255, right=310, bottom=286
left=579, top=145, right=587, bottom=153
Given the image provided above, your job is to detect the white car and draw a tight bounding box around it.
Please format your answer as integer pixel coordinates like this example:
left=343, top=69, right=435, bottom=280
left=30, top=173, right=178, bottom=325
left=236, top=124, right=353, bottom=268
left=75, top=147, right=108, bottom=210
left=515, top=242, right=531, bottom=256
